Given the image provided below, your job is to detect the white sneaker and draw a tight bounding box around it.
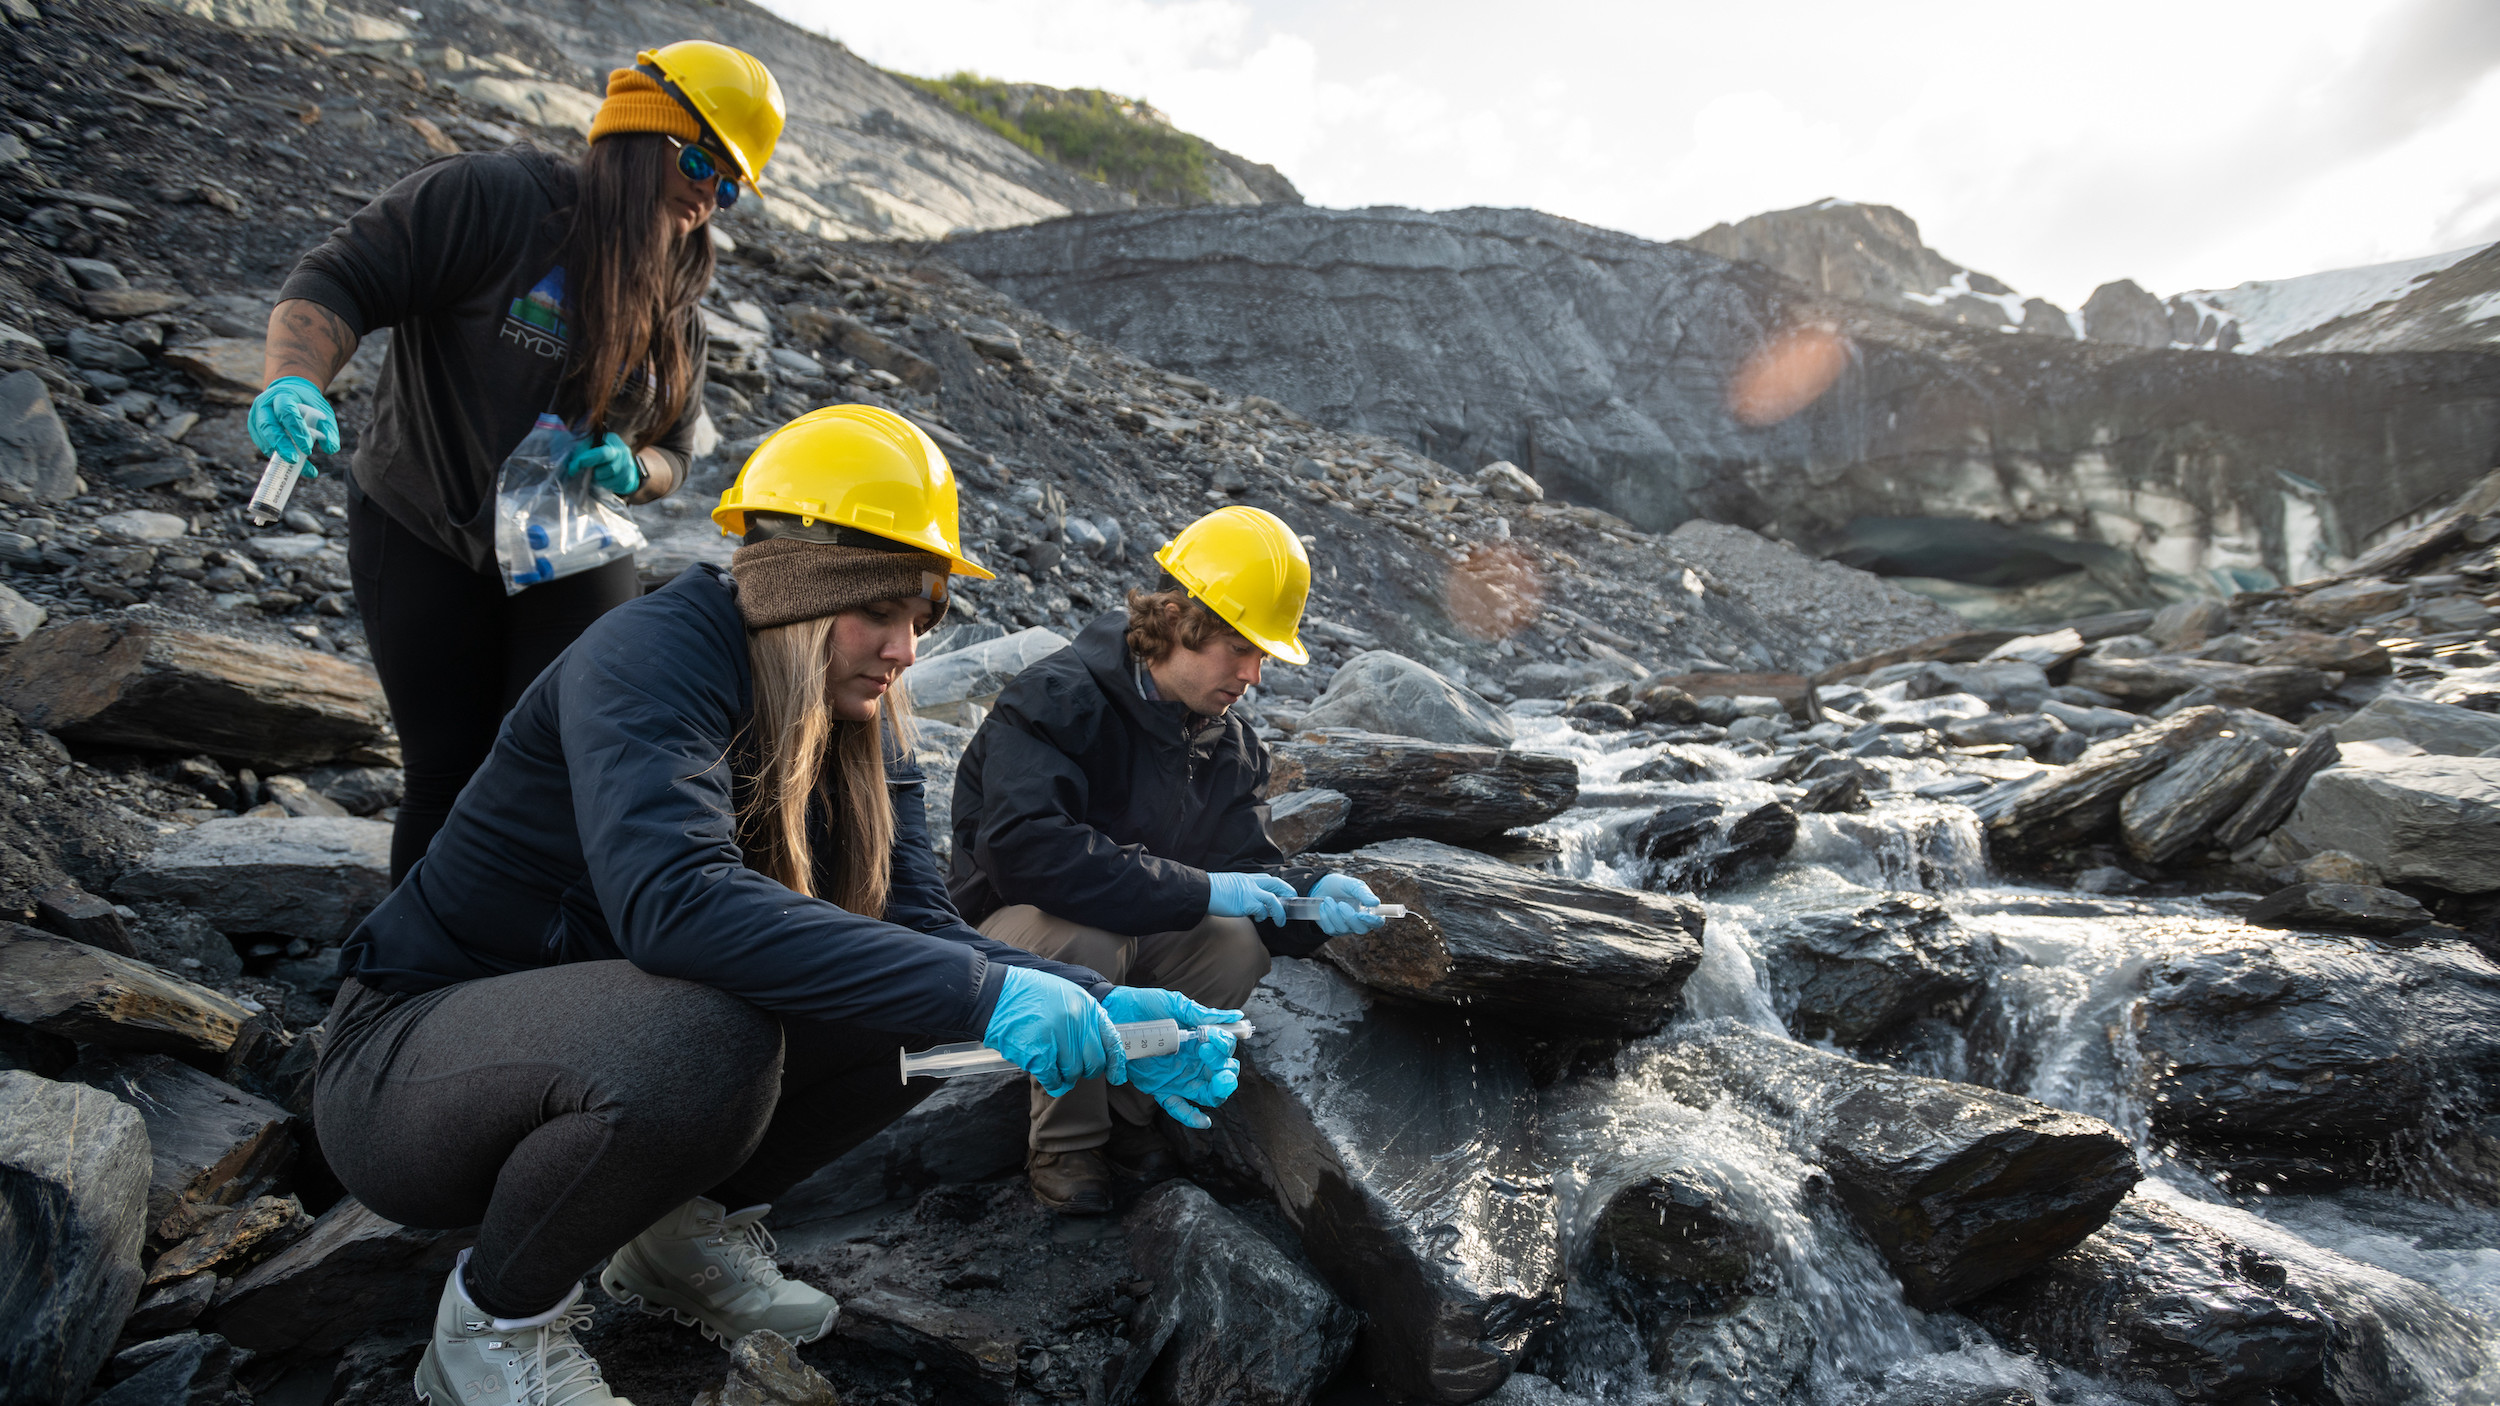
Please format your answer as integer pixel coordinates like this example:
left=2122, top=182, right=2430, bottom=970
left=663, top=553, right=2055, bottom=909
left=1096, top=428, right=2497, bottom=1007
left=414, top=1251, right=630, bottom=1406
left=598, top=1197, right=839, bottom=1347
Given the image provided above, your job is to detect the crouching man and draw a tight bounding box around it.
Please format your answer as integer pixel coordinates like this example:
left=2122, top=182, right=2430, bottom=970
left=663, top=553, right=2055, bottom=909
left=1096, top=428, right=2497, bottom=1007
left=949, top=506, right=1387, bottom=1213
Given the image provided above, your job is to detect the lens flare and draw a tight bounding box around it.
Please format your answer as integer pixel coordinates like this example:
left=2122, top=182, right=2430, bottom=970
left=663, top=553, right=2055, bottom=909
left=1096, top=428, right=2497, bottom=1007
left=1445, top=542, right=1544, bottom=641
left=1728, top=324, right=1849, bottom=427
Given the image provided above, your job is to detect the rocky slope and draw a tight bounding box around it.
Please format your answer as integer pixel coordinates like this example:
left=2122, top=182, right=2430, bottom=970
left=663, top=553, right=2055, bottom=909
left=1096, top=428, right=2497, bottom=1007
left=943, top=204, right=2500, bottom=622
left=141, top=0, right=1296, bottom=243
left=1689, top=199, right=2078, bottom=338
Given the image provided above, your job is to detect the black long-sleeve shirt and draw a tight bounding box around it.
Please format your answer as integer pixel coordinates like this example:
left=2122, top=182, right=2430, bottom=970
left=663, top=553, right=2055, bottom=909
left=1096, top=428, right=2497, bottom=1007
left=279, top=145, right=704, bottom=575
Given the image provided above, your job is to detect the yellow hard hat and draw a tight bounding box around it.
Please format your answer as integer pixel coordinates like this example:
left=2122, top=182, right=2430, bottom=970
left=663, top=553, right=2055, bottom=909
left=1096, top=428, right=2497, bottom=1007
left=1154, top=506, right=1311, bottom=665
left=713, top=405, right=995, bottom=579
left=638, top=41, right=784, bottom=185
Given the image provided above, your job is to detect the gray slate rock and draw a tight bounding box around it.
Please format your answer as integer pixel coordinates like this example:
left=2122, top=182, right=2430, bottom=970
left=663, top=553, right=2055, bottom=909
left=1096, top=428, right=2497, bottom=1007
left=2118, top=732, right=2282, bottom=864
left=906, top=626, right=1069, bottom=725
left=0, top=368, right=77, bottom=503
left=2275, top=755, right=2500, bottom=893
left=1122, top=1180, right=1358, bottom=1406
left=2332, top=692, right=2500, bottom=758
left=1230, top=959, right=1559, bottom=1403
left=1753, top=894, right=2000, bottom=1045
left=2067, top=656, right=2331, bottom=719
left=68, top=1050, right=294, bottom=1240
left=0, top=1069, right=151, bottom=1406
left=208, top=1196, right=476, bottom=1354
left=0, top=923, right=257, bottom=1065
left=2132, top=934, right=2500, bottom=1177
left=2246, top=882, right=2432, bottom=936
left=117, top=816, right=391, bottom=946
left=1269, top=731, right=1577, bottom=847
left=774, top=1071, right=1026, bottom=1226
left=1311, top=838, right=1705, bottom=1039
left=1647, top=1294, right=1814, bottom=1406
left=89, top=1331, right=238, bottom=1406
left=1265, top=786, right=1348, bottom=857
left=0, top=580, right=44, bottom=645
left=1298, top=650, right=1515, bottom=746
left=2213, top=728, right=2341, bottom=851
left=1987, top=706, right=2230, bottom=856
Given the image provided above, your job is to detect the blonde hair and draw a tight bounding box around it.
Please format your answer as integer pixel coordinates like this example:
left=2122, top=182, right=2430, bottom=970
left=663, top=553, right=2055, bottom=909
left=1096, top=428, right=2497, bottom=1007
left=740, top=615, right=918, bottom=917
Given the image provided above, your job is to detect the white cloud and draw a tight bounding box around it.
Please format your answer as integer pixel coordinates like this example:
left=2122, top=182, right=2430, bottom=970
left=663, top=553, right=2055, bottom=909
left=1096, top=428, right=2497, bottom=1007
left=761, top=0, right=2500, bottom=309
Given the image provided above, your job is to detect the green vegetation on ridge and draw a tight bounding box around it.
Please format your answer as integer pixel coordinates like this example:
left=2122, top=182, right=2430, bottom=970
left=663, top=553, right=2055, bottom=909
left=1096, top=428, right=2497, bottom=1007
left=902, top=72, right=1216, bottom=205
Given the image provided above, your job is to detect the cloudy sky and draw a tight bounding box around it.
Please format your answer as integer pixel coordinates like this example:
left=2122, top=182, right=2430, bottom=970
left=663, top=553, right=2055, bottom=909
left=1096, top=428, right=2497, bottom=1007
left=765, top=0, right=2500, bottom=310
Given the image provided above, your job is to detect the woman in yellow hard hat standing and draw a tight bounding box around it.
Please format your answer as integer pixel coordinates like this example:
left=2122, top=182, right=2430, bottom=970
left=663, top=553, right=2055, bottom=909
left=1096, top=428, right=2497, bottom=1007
left=313, top=405, right=1244, bottom=1403
left=251, top=42, right=785, bottom=884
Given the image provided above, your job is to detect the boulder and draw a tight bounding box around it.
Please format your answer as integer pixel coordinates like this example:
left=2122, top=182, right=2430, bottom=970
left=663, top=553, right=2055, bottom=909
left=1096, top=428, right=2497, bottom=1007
left=1476, top=460, right=1543, bottom=502
left=1979, top=628, right=2086, bottom=670
left=34, top=882, right=135, bottom=956
left=1752, top=895, right=2000, bottom=1046
left=262, top=774, right=348, bottom=818
left=158, top=338, right=266, bottom=404
left=1575, top=1162, right=1770, bottom=1289
left=121, top=1274, right=219, bottom=1340
left=208, top=1197, right=476, bottom=1355
left=0, top=619, right=391, bottom=770
left=2117, top=732, right=2282, bottom=864
left=1632, top=801, right=1798, bottom=892
left=2130, top=934, right=2500, bottom=1178
left=1121, top=1181, right=1359, bottom=1406
left=0, top=581, right=44, bottom=645
left=905, top=626, right=1068, bottom=725
left=1268, top=732, right=1577, bottom=847
left=67, top=1050, right=294, bottom=1240
left=694, top=1330, right=841, bottom=1406
left=1640, top=1024, right=2139, bottom=1310
left=0, top=925, right=257, bottom=1066
left=2332, top=693, right=2500, bottom=758
left=115, top=816, right=392, bottom=947
left=1230, top=959, right=1560, bottom=1402
left=1297, top=651, right=1516, bottom=746
left=1944, top=712, right=2065, bottom=751
left=1308, top=839, right=1705, bottom=1038
left=2275, top=755, right=2500, bottom=893
left=296, top=764, right=404, bottom=816
left=2251, top=631, right=2391, bottom=675
left=825, top=1285, right=1020, bottom=1402
left=86, top=1332, right=239, bottom=1406
left=2213, top=728, right=2341, bottom=851
left=2292, top=578, right=2411, bottom=627
left=1647, top=1295, right=1815, bottom=1406
left=1987, top=706, right=2230, bottom=857
left=1969, top=1194, right=2479, bottom=1406
left=2066, top=656, right=2330, bottom=718
left=2245, top=883, right=2431, bottom=936
left=2147, top=598, right=2233, bottom=650
left=0, top=1070, right=151, bottom=1406
left=0, top=368, right=78, bottom=503
left=144, top=1194, right=312, bottom=1287
left=774, top=1071, right=1026, bottom=1226
left=1266, top=787, right=1348, bottom=858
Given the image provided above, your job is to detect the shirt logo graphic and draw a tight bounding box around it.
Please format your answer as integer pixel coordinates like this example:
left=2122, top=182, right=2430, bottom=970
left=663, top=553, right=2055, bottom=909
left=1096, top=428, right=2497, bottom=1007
left=500, top=266, right=569, bottom=359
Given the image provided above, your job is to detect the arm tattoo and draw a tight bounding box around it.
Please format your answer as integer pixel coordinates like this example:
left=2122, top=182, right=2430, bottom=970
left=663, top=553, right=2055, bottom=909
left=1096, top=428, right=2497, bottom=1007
left=262, top=299, right=360, bottom=389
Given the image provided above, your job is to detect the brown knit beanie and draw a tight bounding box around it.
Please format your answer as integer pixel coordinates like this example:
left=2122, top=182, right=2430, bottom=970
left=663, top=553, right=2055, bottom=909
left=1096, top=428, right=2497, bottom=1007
left=730, top=538, right=952, bottom=631
left=586, top=68, right=704, bottom=146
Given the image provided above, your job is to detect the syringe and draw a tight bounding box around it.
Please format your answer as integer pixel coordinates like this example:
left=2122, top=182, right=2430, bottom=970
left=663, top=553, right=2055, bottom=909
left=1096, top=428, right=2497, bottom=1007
left=899, top=1017, right=1253, bottom=1084
left=1281, top=898, right=1408, bottom=920
left=247, top=405, right=320, bottom=527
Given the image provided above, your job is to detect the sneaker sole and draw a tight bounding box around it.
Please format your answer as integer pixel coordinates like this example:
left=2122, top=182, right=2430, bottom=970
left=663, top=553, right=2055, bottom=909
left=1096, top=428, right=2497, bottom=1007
left=596, top=1272, right=839, bottom=1349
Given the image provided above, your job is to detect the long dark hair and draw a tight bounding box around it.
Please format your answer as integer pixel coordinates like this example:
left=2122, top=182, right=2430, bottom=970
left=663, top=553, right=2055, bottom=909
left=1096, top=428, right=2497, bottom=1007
left=560, top=133, right=714, bottom=447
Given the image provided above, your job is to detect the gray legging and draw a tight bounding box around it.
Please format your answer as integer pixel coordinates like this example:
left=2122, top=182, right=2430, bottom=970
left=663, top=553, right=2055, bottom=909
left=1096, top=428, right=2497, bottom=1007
left=314, top=961, right=933, bottom=1318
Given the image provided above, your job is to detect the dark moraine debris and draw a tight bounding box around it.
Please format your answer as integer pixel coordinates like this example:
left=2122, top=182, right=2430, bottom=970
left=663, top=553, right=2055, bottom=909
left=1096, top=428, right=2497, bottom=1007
left=1122, top=1180, right=1359, bottom=1406
left=1268, top=730, right=1578, bottom=846
left=1230, top=958, right=1561, bottom=1403
left=1311, top=839, right=1705, bottom=1038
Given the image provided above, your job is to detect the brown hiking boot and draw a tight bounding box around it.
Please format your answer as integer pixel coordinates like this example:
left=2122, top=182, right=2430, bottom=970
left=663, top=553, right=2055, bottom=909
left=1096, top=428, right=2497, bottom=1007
left=1106, top=1119, right=1177, bottom=1185
left=1028, top=1149, right=1114, bottom=1215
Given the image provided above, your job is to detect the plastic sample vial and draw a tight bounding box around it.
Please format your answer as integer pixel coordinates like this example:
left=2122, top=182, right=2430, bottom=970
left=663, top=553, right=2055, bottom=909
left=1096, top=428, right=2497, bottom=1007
left=247, top=405, right=320, bottom=526
left=899, top=1017, right=1255, bottom=1083
left=1280, top=897, right=1408, bottom=920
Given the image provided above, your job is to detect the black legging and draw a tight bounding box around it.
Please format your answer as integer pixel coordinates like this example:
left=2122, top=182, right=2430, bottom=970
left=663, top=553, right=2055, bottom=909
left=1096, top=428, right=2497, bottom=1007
left=348, top=493, right=639, bottom=883
left=315, top=963, right=934, bottom=1318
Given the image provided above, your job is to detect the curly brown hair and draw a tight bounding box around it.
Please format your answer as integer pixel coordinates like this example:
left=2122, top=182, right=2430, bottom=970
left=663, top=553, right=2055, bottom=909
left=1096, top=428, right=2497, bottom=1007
left=1124, top=588, right=1236, bottom=664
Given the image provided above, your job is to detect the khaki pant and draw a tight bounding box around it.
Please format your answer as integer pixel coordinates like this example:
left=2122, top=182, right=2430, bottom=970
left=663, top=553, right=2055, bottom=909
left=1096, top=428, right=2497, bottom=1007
left=977, top=905, right=1274, bottom=1153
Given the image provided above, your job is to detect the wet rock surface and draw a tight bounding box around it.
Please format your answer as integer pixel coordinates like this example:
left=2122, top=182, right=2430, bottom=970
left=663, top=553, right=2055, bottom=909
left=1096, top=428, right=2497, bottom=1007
left=1310, top=839, right=1706, bottom=1039
left=0, top=1069, right=152, bottom=1406
left=1121, top=1180, right=1359, bottom=1406
left=1752, top=895, right=2000, bottom=1046
left=1268, top=731, right=1578, bottom=847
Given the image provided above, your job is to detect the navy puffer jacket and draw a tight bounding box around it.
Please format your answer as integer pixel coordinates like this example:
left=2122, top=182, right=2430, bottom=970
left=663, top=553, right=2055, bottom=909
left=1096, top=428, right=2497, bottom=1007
left=341, top=565, right=1107, bottom=1039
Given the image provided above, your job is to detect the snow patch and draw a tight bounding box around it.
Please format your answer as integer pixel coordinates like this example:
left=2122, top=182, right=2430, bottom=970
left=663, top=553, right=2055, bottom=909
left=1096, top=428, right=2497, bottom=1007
left=2186, top=244, right=2493, bottom=352
left=1902, top=269, right=2027, bottom=328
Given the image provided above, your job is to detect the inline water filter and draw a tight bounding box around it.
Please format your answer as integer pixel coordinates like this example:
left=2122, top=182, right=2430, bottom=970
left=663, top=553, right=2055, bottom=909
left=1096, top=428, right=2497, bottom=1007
left=247, top=406, right=320, bottom=526
left=899, top=1018, right=1254, bottom=1083
left=1280, top=897, right=1408, bottom=920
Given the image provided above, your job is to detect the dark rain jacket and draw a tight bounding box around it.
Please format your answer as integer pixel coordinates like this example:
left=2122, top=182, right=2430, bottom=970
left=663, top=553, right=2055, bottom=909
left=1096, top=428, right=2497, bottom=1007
left=340, top=565, right=1107, bottom=1039
left=948, top=613, right=1327, bottom=956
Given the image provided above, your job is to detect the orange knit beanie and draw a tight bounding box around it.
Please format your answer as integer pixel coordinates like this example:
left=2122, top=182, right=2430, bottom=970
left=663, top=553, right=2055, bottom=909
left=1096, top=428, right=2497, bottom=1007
left=586, top=68, right=702, bottom=145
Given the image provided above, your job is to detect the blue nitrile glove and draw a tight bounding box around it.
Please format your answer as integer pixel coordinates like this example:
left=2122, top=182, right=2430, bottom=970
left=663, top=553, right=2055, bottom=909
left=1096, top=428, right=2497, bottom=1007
left=1208, top=871, right=1295, bottom=925
left=564, top=431, right=641, bottom=496
left=983, top=966, right=1126, bottom=1098
left=1308, top=873, right=1387, bottom=937
left=246, top=375, right=339, bottom=472
left=1104, top=985, right=1244, bottom=1128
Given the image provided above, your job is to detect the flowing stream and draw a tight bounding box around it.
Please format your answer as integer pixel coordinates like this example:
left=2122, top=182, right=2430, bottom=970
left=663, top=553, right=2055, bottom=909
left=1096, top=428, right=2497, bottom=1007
left=1495, top=709, right=2500, bottom=1406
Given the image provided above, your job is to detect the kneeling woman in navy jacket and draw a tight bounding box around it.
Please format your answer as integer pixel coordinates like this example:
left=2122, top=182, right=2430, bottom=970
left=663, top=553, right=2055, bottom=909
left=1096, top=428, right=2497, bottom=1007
left=316, top=405, right=1241, bottom=1406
